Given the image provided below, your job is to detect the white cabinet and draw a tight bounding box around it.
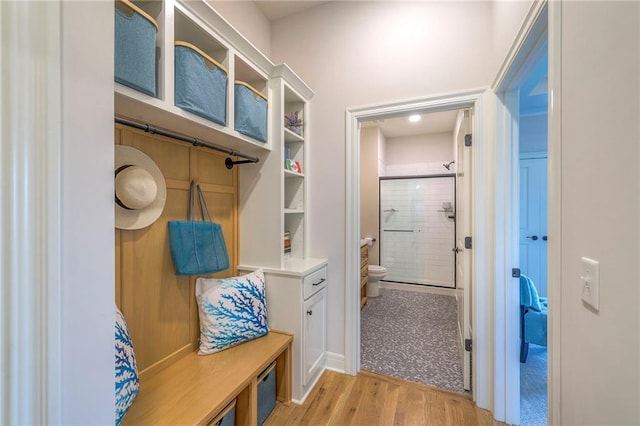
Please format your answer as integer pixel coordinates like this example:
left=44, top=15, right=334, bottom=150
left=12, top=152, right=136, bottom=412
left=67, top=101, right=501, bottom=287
left=303, top=289, right=326, bottom=386
left=239, top=259, right=327, bottom=403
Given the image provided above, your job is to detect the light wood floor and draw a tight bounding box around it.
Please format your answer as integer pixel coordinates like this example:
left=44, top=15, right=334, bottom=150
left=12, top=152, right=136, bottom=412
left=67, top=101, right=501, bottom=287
left=265, top=370, right=504, bottom=426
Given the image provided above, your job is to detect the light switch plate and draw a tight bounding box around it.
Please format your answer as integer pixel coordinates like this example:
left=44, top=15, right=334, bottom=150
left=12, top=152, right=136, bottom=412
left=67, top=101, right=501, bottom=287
left=581, top=257, right=600, bottom=311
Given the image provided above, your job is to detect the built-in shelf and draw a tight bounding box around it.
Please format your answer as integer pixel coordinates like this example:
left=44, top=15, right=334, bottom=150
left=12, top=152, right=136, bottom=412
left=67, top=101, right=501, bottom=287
left=284, top=170, right=304, bottom=178
left=284, top=208, right=304, bottom=214
left=284, top=128, right=304, bottom=142
left=115, top=0, right=275, bottom=158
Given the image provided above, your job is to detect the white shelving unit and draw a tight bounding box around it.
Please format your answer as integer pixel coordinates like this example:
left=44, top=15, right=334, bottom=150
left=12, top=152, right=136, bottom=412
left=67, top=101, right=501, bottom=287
left=116, top=0, right=328, bottom=406
left=115, top=0, right=272, bottom=156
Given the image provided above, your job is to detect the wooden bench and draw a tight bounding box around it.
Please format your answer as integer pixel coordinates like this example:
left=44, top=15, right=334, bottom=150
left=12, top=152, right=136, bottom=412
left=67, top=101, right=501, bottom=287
left=122, top=331, right=293, bottom=425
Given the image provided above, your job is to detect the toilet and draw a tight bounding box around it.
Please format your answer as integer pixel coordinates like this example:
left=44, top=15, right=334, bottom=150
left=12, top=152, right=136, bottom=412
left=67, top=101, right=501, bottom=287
left=367, top=265, right=387, bottom=298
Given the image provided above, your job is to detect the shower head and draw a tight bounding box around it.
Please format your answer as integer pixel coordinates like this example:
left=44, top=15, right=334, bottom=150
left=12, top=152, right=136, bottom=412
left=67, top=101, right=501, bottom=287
left=443, top=161, right=455, bottom=170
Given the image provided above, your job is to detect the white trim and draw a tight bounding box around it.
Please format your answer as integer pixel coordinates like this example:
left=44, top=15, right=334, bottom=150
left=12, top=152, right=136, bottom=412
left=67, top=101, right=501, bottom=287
left=547, top=1, right=562, bottom=424
left=324, top=351, right=346, bottom=373
left=345, top=89, right=486, bottom=399
left=470, top=90, right=498, bottom=411
left=492, top=1, right=549, bottom=92
left=492, top=1, right=551, bottom=424
left=0, top=2, right=62, bottom=423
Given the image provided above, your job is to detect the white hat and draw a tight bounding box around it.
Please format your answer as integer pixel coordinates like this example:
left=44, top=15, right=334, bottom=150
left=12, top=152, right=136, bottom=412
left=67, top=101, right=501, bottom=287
left=115, top=145, right=167, bottom=230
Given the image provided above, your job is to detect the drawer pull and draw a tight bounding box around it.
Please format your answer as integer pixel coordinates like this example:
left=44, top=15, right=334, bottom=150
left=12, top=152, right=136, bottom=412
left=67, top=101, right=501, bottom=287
left=312, top=278, right=326, bottom=287
left=306, top=310, right=313, bottom=316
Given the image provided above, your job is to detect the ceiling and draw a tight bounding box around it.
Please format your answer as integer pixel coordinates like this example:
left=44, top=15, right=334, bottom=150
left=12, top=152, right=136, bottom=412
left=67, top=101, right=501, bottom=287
left=362, top=109, right=460, bottom=139
left=254, top=1, right=329, bottom=21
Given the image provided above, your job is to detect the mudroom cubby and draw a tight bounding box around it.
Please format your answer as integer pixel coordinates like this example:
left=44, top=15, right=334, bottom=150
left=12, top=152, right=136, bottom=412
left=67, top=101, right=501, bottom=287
left=115, top=0, right=275, bottom=156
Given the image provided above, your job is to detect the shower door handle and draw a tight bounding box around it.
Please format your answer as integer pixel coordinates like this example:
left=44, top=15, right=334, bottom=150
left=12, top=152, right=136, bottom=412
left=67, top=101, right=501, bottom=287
left=526, top=235, right=538, bottom=241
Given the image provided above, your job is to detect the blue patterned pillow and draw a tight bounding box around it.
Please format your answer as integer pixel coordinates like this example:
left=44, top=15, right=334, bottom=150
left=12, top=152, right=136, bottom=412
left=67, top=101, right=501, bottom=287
left=195, top=269, right=269, bottom=355
left=115, top=307, right=139, bottom=425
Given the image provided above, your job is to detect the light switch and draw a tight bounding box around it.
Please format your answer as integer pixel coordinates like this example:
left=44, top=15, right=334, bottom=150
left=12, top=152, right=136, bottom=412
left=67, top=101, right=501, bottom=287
left=580, top=257, right=600, bottom=311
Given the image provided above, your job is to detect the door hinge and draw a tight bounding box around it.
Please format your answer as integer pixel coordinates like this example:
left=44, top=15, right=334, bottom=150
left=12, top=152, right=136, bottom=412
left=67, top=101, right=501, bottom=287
left=464, top=133, right=472, bottom=147
left=512, top=268, right=521, bottom=278
left=465, top=339, right=472, bottom=352
left=464, top=236, right=472, bottom=249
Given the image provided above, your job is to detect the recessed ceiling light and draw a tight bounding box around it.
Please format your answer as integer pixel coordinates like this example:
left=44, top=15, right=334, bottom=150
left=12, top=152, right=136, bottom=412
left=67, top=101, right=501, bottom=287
left=409, top=114, right=421, bottom=123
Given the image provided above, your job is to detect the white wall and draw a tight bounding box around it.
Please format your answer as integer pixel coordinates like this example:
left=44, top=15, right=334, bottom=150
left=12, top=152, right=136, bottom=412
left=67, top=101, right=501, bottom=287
left=207, top=1, right=271, bottom=57
left=60, top=2, right=115, bottom=423
left=559, top=2, right=639, bottom=423
left=270, top=1, right=502, bottom=356
left=385, top=131, right=454, bottom=176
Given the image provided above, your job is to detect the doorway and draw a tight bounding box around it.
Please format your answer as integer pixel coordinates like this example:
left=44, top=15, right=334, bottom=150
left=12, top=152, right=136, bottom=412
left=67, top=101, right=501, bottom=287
left=358, top=110, right=464, bottom=392
left=345, top=89, right=495, bottom=403
left=494, top=3, right=550, bottom=424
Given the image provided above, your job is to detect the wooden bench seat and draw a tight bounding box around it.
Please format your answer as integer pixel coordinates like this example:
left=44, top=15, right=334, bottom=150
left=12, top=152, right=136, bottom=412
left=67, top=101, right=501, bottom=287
left=122, top=331, right=293, bottom=425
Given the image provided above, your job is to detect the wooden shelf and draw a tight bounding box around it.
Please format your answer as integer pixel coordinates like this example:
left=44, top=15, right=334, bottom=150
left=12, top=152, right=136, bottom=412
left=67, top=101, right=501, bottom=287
left=284, top=169, right=304, bottom=178
left=284, top=127, right=304, bottom=142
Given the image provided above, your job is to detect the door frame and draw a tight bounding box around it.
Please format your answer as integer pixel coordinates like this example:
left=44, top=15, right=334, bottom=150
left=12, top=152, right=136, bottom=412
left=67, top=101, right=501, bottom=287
left=344, top=88, right=493, bottom=405
left=492, top=0, right=561, bottom=424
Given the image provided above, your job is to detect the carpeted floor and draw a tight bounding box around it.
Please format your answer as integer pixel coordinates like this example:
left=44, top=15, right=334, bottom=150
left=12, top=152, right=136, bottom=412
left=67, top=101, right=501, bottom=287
left=520, top=343, right=547, bottom=425
left=360, top=287, right=467, bottom=394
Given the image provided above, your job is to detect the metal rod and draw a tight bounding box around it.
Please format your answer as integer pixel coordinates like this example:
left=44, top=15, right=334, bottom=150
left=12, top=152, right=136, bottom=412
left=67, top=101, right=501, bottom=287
left=115, top=116, right=260, bottom=165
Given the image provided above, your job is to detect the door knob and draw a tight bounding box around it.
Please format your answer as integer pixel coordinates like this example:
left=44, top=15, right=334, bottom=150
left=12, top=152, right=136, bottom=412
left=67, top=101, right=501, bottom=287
left=306, top=310, right=313, bottom=316
left=452, top=247, right=461, bottom=253
left=526, top=235, right=538, bottom=241
left=542, top=236, right=548, bottom=241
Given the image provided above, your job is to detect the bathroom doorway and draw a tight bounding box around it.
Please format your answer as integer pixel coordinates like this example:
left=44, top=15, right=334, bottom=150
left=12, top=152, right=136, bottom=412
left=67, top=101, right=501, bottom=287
left=379, top=175, right=455, bottom=288
left=357, top=107, right=471, bottom=394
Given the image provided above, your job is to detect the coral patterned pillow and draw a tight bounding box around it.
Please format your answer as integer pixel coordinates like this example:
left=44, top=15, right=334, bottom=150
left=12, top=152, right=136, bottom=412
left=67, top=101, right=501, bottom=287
left=115, top=307, right=139, bottom=425
left=195, top=269, right=269, bottom=355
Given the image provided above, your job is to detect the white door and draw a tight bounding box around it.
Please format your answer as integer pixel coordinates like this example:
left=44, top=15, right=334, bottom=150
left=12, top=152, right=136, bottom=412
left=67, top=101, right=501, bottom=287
left=455, top=108, right=473, bottom=391
left=303, top=288, right=326, bottom=386
left=519, top=157, right=548, bottom=296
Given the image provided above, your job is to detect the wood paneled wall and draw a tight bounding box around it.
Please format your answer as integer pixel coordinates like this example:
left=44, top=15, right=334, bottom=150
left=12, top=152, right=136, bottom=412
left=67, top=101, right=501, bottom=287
left=115, top=124, right=238, bottom=379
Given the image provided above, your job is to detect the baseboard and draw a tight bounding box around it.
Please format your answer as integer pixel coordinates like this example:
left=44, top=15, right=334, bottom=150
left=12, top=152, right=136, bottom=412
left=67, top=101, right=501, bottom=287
left=324, top=351, right=346, bottom=373
left=380, top=281, right=457, bottom=297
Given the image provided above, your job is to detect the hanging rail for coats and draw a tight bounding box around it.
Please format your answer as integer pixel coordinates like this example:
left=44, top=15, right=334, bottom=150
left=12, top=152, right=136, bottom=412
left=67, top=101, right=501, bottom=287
left=115, top=116, right=260, bottom=169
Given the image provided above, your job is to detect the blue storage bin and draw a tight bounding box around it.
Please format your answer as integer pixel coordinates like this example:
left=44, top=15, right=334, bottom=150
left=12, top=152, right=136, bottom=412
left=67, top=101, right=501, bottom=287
left=235, top=81, right=268, bottom=143
left=257, top=362, right=277, bottom=425
left=212, top=400, right=236, bottom=426
left=114, top=0, right=158, bottom=97
left=175, top=41, right=228, bottom=126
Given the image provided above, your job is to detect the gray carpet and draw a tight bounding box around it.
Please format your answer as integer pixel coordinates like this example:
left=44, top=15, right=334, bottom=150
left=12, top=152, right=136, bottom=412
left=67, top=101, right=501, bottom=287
left=360, top=288, right=466, bottom=394
left=520, top=343, right=547, bottom=426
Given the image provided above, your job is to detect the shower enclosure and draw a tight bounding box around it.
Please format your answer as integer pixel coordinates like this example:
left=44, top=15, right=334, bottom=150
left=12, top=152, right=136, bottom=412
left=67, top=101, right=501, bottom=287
left=379, top=176, right=455, bottom=288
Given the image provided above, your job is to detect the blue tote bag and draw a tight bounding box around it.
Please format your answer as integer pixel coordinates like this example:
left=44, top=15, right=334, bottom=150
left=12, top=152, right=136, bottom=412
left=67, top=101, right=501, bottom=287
left=168, top=181, right=230, bottom=275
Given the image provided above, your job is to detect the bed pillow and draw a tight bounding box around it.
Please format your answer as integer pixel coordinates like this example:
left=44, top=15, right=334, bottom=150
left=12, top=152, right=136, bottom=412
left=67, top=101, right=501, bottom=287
left=196, top=269, right=269, bottom=355
left=115, top=307, right=139, bottom=425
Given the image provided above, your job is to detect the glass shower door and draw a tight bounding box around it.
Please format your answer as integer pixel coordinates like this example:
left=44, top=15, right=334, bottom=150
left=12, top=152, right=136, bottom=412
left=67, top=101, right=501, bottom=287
left=379, top=176, right=455, bottom=288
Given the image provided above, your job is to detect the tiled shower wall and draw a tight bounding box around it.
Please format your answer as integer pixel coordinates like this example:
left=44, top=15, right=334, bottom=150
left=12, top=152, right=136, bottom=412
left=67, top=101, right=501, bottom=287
left=380, top=176, right=455, bottom=287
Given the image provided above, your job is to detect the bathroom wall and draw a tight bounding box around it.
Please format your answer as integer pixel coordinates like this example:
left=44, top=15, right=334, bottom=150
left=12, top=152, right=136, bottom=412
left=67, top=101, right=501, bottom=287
left=360, top=126, right=383, bottom=265
left=385, top=132, right=455, bottom=176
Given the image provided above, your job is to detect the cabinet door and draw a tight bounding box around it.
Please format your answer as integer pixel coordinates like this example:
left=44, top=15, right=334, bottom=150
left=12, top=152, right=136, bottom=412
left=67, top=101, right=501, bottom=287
left=302, top=288, right=326, bottom=386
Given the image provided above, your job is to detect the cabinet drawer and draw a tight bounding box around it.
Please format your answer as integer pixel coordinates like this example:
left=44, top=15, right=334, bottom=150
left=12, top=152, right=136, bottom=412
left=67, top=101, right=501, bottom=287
left=303, top=266, right=327, bottom=300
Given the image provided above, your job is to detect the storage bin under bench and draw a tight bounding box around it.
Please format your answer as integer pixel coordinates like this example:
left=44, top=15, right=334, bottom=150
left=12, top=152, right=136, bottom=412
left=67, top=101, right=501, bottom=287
left=122, top=331, right=292, bottom=425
